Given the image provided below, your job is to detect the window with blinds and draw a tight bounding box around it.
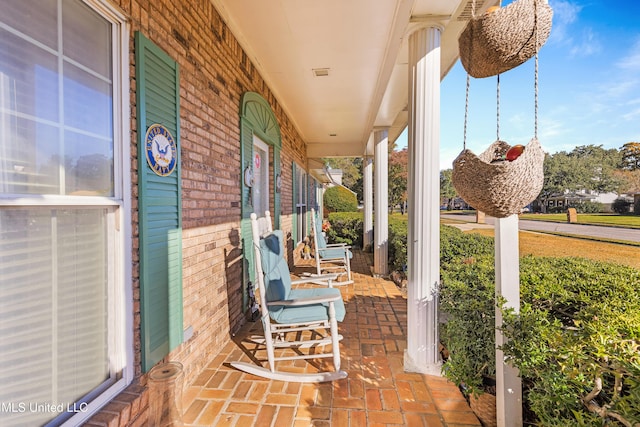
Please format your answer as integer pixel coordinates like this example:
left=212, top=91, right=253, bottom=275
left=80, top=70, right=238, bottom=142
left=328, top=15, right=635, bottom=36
left=0, top=1, right=130, bottom=425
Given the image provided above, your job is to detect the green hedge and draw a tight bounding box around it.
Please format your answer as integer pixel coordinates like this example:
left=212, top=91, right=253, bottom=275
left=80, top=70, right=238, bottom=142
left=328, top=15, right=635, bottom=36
left=503, top=257, right=640, bottom=426
left=389, top=216, right=408, bottom=271
left=548, top=201, right=603, bottom=214
left=324, top=186, right=358, bottom=212
left=440, top=254, right=496, bottom=395
left=326, top=212, right=363, bottom=247
left=324, top=213, right=407, bottom=264
left=438, top=225, right=640, bottom=426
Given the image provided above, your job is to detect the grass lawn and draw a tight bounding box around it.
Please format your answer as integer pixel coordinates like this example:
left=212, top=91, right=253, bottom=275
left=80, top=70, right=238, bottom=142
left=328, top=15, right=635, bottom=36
left=519, top=213, right=640, bottom=228
left=468, top=228, right=640, bottom=270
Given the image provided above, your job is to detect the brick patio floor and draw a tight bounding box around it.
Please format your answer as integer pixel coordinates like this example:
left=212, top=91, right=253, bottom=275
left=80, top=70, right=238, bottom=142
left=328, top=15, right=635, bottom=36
left=182, top=250, right=481, bottom=427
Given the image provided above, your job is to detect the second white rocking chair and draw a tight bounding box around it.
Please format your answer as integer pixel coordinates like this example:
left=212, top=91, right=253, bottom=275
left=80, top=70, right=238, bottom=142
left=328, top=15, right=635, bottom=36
left=311, top=208, right=353, bottom=285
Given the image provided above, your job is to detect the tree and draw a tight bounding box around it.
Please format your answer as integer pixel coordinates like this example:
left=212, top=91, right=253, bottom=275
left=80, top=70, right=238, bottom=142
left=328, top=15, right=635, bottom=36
left=388, top=149, right=408, bottom=213
left=537, top=145, right=624, bottom=211
left=323, top=157, right=363, bottom=201
left=613, top=169, right=640, bottom=194
left=440, top=169, right=457, bottom=210
left=621, top=142, right=640, bottom=170
left=567, top=144, right=622, bottom=193
left=538, top=151, right=577, bottom=210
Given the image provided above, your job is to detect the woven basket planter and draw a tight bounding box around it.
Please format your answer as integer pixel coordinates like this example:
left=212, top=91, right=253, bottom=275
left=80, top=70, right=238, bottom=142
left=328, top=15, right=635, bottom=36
left=469, top=392, right=497, bottom=427
left=459, top=0, right=553, bottom=78
left=452, top=138, right=544, bottom=218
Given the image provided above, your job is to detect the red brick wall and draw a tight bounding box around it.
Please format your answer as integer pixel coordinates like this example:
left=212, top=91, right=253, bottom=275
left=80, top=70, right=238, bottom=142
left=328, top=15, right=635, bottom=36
left=87, top=0, right=308, bottom=424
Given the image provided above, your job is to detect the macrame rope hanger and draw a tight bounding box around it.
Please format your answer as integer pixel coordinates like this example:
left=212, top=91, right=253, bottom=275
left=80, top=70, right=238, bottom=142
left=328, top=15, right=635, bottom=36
left=462, top=0, right=541, bottom=150
left=453, top=0, right=547, bottom=219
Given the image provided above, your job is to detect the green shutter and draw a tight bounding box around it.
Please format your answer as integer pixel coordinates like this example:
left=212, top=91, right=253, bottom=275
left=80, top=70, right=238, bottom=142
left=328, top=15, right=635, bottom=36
left=239, top=93, right=282, bottom=314
left=240, top=117, right=255, bottom=311
left=292, top=162, right=298, bottom=244
left=135, top=32, right=183, bottom=373
left=273, top=146, right=281, bottom=230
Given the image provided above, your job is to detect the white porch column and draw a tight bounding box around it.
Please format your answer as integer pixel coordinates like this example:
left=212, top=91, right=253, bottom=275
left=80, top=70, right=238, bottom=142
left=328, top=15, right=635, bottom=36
left=495, top=215, right=523, bottom=426
left=405, top=25, right=442, bottom=374
left=363, top=155, right=374, bottom=250
left=373, top=128, right=389, bottom=276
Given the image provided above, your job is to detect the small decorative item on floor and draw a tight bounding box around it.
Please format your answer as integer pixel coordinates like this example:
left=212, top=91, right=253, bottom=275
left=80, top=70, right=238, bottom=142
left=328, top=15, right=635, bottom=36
left=458, top=0, right=553, bottom=78
left=302, top=243, right=312, bottom=260
left=148, top=362, right=184, bottom=427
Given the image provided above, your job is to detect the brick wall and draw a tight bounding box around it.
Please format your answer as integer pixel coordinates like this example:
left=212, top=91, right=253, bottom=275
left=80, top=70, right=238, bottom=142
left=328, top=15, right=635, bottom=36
left=86, top=0, right=308, bottom=424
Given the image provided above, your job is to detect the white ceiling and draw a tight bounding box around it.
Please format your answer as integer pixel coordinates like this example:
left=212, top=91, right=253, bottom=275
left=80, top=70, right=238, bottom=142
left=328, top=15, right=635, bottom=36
left=210, top=0, right=496, bottom=164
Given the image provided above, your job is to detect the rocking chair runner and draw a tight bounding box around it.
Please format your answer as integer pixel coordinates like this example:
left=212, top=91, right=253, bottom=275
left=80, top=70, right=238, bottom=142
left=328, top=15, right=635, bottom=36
left=230, top=212, right=348, bottom=382
left=310, top=208, right=353, bottom=285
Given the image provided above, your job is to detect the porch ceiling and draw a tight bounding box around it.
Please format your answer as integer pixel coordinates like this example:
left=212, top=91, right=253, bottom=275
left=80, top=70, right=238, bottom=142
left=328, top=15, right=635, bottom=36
left=210, top=0, right=496, bottom=163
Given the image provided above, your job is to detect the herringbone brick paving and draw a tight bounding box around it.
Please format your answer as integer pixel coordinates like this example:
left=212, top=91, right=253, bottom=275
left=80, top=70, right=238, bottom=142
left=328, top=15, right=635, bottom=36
left=182, top=250, right=480, bottom=426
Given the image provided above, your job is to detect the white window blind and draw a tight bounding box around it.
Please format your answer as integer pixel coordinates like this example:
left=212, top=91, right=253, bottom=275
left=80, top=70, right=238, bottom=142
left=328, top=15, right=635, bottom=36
left=0, top=208, right=113, bottom=426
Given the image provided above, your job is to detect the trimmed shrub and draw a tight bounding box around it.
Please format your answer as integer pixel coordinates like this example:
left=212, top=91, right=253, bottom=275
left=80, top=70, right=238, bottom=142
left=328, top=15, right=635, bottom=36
left=439, top=225, right=496, bottom=396
left=548, top=201, right=603, bottom=214
left=387, top=221, right=495, bottom=274
left=324, top=186, right=358, bottom=213
left=440, top=254, right=496, bottom=396
left=388, top=216, right=408, bottom=272
left=612, top=198, right=632, bottom=214
left=326, top=212, right=363, bottom=247
left=503, top=257, right=640, bottom=426
left=440, top=225, right=494, bottom=264
left=439, top=241, right=640, bottom=426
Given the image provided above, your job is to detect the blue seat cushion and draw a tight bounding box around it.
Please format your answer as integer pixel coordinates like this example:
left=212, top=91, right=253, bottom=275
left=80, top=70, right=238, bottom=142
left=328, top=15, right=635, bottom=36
left=259, top=230, right=291, bottom=302
left=316, top=224, right=328, bottom=248
left=269, top=287, right=346, bottom=324
left=318, top=247, right=353, bottom=260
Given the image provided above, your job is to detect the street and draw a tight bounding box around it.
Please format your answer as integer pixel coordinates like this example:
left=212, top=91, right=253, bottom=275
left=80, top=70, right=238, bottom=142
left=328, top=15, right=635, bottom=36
left=440, top=213, right=640, bottom=243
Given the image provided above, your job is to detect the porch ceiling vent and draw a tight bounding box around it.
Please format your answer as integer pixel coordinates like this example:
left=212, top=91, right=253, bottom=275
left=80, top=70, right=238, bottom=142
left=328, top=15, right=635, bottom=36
left=457, top=0, right=488, bottom=21
left=312, top=68, right=330, bottom=77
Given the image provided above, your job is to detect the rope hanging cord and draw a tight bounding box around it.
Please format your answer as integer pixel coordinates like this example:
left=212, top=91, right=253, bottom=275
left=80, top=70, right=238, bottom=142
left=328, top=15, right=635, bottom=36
left=452, top=0, right=551, bottom=218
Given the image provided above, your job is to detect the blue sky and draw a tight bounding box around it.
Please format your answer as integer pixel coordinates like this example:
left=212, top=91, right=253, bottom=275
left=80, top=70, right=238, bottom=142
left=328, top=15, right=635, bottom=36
left=396, top=0, right=640, bottom=169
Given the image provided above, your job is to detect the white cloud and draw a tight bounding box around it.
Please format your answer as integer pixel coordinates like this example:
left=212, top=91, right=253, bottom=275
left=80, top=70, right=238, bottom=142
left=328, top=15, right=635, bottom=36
left=601, top=38, right=640, bottom=99
left=548, top=1, right=601, bottom=58
left=548, top=0, right=581, bottom=45
left=568, top=28, right=601, bottom=57
left=603, top=79, right=637, bottom=98
left=616, top=37, right=640, bottom=71
left=622, top=108, right=640, bottom=121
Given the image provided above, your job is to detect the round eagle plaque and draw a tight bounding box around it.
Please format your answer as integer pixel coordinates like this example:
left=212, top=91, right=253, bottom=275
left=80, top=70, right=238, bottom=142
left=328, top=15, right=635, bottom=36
left=145, top=124, right=177, bottom=176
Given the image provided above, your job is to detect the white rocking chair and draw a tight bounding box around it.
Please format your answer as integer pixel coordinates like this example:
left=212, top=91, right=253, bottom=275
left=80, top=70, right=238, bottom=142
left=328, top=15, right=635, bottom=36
left=311, top=208, right=353, bottom=285
left=230, top=212, right=347, bottom=382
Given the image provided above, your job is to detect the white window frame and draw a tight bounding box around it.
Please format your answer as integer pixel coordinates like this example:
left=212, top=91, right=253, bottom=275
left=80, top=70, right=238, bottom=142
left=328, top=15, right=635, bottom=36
left=0, top=1, right=132, bottom=425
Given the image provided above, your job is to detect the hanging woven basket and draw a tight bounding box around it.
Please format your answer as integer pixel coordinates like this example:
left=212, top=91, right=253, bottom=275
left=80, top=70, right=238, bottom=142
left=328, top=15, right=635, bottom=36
left=459, top=0, right=553, bottom=78
left=452, top=138, right=544, bottom=218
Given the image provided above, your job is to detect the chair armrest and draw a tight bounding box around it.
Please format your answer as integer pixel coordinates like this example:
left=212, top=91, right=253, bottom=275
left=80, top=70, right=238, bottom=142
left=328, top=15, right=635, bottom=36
left=291, top=273, right=339, bottom=285
left=318, top=247, right=351, bottom=255
left=266, top=294, right=341, bottom=307
left=325, top=243, right=351, bottom=249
